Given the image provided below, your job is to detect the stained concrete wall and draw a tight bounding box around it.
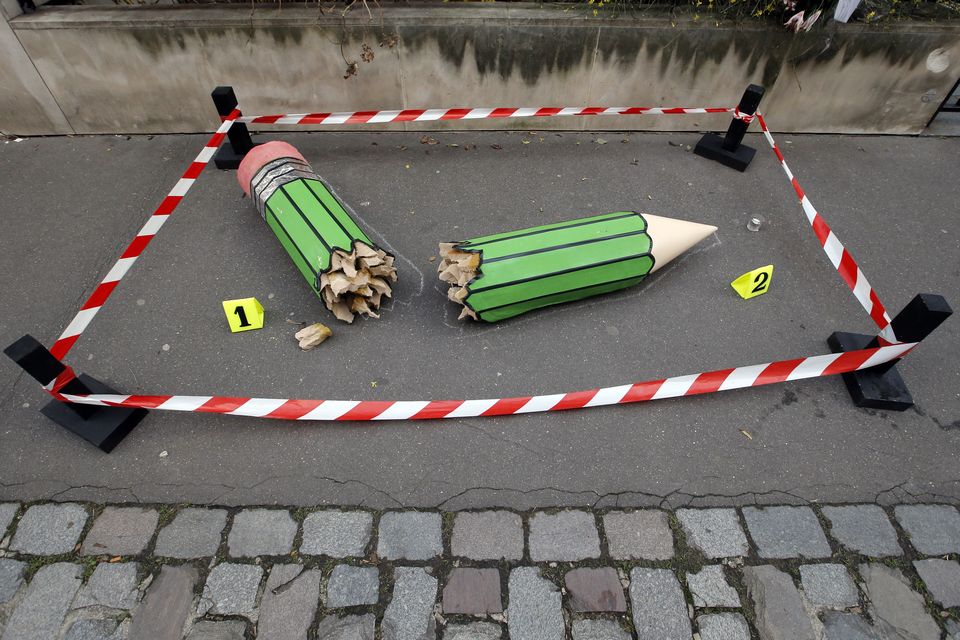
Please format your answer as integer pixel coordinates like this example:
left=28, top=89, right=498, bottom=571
left=0, top=0, right=73, bottom=134
left=2, top=4, right=958, bottom=135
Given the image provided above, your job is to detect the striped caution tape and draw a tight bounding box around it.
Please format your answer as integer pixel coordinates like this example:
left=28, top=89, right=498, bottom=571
left=48, top=110, right=241, bottom=360
left=237, top=106, right=734, bottom=126
left=51, top=343, right=915, bottom=420
left=36, top=103, right=908, bottom=422
left=755, top=113, right=896, bottom=344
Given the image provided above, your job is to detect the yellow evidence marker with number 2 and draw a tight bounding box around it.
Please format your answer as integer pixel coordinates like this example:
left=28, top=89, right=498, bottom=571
left=731, top=265, right=774, bottom=300
left=222, top=297, right=265, bottom=332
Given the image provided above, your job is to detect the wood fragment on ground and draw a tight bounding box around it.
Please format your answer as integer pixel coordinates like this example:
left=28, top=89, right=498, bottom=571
left=295, top=322, right=333, bottom=350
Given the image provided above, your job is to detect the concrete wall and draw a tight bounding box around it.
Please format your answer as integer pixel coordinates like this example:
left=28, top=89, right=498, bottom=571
left=2, top=3, right=958, bottom=135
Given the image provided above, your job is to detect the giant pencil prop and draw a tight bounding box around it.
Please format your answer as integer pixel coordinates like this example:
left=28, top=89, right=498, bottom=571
left=439, top=211, right=716, bottom=322
left=238, top=142, right=397, bottom=322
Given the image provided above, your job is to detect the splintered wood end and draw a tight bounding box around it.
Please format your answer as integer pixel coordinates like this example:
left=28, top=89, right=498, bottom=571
left=319, top=242, right=396, bottom=322
left=438, top=242, right=479, bottom=322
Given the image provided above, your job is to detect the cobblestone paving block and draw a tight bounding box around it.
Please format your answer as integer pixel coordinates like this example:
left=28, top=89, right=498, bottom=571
left=697, top=613, right=751, bottom=640
left=799, top=563, right=859, bottom=609
left=564, top=567, right=626, bottom=612
left=912, top=558, right=960, bottom=608
left=228, top=509, right=297, bottom=557
left=74, top=562, right=140, bottom=610
left=820, top=611, right=886, bottom=640
left=301, top=510, right=372, bottom=557
left=743, top=506, right=831, bottom=559
left=63, top=618, right=126, bottom=640
left=443, top=621, right=503, bottom=640
left=442, top=568, right=502, bottom=614
left=895, top=505, right=960, bottom=555
left=451, top=511, right=523, bottom=560
left=822, top=505, right=902, bottom=557
left=128, top=565, right=198, bottom=640
left=676, top=508, right=748, bottom=558
left=327, top=564, right=380, bottom=607
left=743, top=565, right=816, bottom=640
left=529, top=511, right=600, bottom=561
left=198, top=562, right=264, bottom=620
left=9, top=503, right=88, bottom=555
left=859, top=563, right=940, bottom=640
left=1, top=562, right=82, bottom=640
left=377, top=512, right=443, bottom=561
left=603, top=510, right=674, bottom=560
left=947, top=619, right=960, bottom=640
left=0, top=558, right=26, bottom=604
left=257, top=564, right=323, bottom=639
left=184, top=620, right=248, bottom=640
left=506, top=567, right=564, bottom=640
left=0, top=503, right=18, bottom=539
left=154, top=508, right=228, bottom=559
left=571, top=618, right=632, bottom=640
left=81, top=507, right=159, bottom=556
left=686, top=565, right=740, bottom=608
left=316, top=614, right=375, bottom=640
left=629, top=568, right=691, bottom=640
left=382, top=567, right=437, bottom=640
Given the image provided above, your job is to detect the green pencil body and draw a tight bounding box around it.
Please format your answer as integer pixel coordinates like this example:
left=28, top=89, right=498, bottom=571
left=443, top=212, right=655, bottom=323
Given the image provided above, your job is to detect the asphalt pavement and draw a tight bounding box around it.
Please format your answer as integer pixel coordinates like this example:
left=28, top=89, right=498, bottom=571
left=0, top=128, right=957, bottom=508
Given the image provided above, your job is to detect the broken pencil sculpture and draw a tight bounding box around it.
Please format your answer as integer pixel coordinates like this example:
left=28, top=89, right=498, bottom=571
left=439, top=211, right=716, bottom=322
left=237, top=141, right=397, bottom=322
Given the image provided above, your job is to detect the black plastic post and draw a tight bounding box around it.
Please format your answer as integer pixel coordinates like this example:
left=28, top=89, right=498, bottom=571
left=827, top=294, right=952, bottom=411
left=212, top=86, right=258, bottom=170
left=4, top=335, right=148, bottom=452
left=694, top=84, right=765, bottom=172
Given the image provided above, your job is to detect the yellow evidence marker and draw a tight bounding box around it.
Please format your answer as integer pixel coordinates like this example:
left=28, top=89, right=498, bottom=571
left=222, top=297, right=265, bottom=332
left=731, top=265, right=774, bottom=300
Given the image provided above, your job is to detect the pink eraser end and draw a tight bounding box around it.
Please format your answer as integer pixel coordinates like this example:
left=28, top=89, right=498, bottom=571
left=237, top=141, right=309, bottom=196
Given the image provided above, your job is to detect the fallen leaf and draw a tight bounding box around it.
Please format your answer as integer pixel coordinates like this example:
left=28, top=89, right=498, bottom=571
left=370, top=381, right=378, bottom=388
left=490, top=144, right=502, bottom=150
left=428, top=256, right=437, bottom=262
left=284, top=318, right=307, bottom=326
left=446, top=143, right=459, bottom=148
left=343, top=61, right=358, bottom=80
left=521, top=139, right=531, bottom=145
left=109, top=556, right=122, bottom=563
left=740, top=429, right=754, bottom=440
left=595, top=138, right=607, bottom=145
left=419, top=135, right=438, bottom=145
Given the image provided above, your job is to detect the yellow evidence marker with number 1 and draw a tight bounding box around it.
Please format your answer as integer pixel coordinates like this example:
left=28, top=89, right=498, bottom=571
left=222, top=297, right=265, bottom=332
left=731, top=265, right=774, bottom=300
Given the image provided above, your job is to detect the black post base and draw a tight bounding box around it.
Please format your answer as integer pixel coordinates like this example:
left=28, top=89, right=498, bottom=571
left=693, top=133, right=757, bottom=172
left=41, top=374, right=148, bottom=452
left=213, top=143, right=259, bottom=171
left=826, top=331, right=913, bottom=411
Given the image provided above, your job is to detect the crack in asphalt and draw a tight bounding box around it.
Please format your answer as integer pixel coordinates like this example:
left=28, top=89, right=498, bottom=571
left=3, top=475, right=959, bottom=510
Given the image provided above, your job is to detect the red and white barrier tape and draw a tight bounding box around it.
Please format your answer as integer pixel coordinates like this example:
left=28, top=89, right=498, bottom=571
left=51, top=343, right=914, bottom=419
left=237, top=106, right=734, bottom=126
left=49, top=110, right=241, bottom=360
left=755, top=113, right=896, bottom=344
left=37, top=104, right=907, bottom=422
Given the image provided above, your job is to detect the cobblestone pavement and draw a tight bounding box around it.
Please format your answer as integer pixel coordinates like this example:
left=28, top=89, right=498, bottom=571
left=0, top=501, right=958, bottom=639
